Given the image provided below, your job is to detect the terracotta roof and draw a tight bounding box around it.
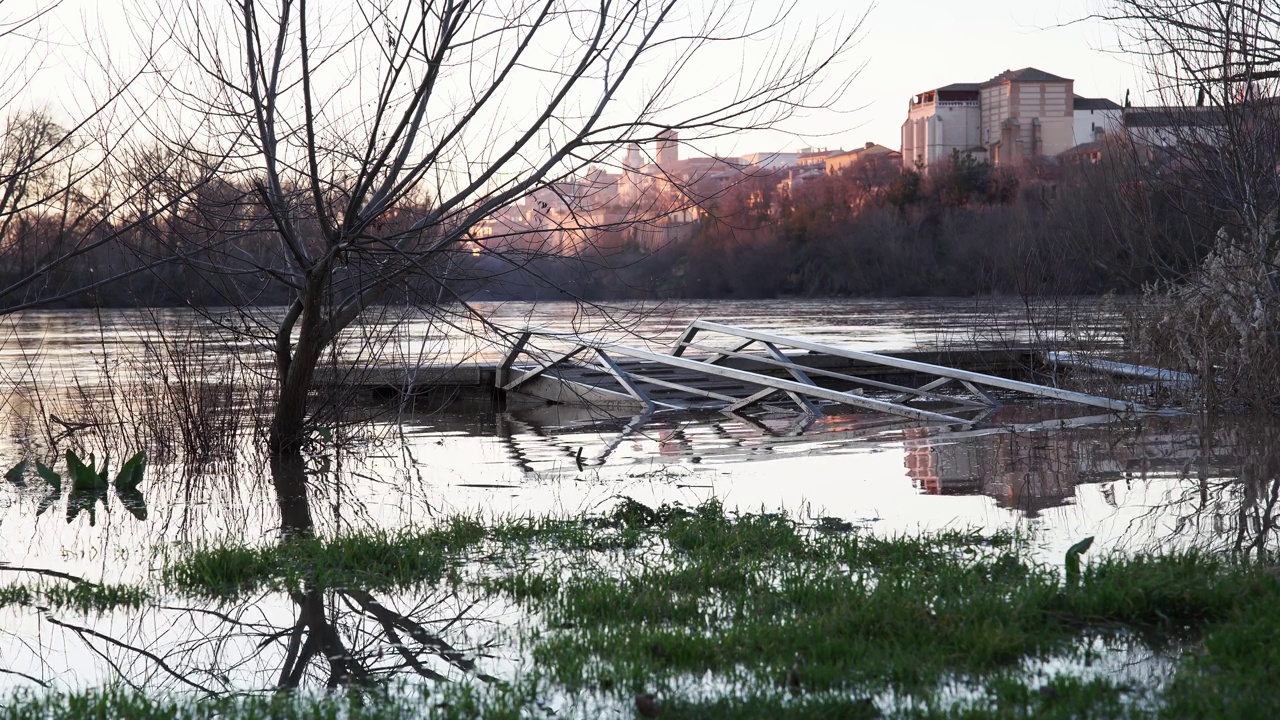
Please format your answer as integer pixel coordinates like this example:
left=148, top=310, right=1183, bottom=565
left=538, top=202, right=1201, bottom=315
left=827, top=144, right=897, bottom=161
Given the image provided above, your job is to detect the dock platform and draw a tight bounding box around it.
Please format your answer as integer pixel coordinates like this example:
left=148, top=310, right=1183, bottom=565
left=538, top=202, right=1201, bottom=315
left=322, top=320, right=1159, bottom=425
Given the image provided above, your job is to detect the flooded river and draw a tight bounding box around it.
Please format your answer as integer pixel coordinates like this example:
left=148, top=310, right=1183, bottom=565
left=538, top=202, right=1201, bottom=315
left=0, top=298, right=1271, bottom=698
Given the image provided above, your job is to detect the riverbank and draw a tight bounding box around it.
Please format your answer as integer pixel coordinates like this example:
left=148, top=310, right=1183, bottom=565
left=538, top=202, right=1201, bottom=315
left=1, top=498, right=1275, bottom=718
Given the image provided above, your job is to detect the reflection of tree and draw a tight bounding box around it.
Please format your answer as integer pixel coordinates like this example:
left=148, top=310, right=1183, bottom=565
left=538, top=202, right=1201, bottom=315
left=270, top=453, right=499, bottom=690
left=14, top=407, right=1280, bottom=692
left=2, top=452, right=498, bottom=694
left=1147, top=418, right=1280, bottom=558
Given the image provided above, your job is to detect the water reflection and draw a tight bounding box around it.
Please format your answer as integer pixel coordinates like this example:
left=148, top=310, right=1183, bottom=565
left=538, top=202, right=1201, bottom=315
left=5, top=405, right=1280, bottom=693
left=1, top=451, right=502, bottom=695
left=0, top=298, right=1193, bottom=696
left=481, top=403, right=1280, bottom=557
left=1, top=588, right=501, bottom=694
left=271, top=452, right=501, bottom=691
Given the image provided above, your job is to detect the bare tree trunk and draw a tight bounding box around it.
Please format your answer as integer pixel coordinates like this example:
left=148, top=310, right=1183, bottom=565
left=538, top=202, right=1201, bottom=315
left=270, top=282, right=329, bottom=455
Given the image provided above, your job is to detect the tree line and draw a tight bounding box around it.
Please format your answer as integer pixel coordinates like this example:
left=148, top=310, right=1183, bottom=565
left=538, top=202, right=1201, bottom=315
left=495, top=146, right=1218, bottom=301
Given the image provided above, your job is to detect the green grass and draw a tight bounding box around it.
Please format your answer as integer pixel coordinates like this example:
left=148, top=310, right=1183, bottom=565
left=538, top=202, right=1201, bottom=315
left=485, top=503, right=1061, bottom=694
left=162, top=516, right=489, bottom=596
left=472, top=499, right=1280, bottom=717
left=7, top=498, right=1280, bottom=717
left=159, top=499, right=689, bottom=596
left=0, top=683, right=535, bottom=720
left=0, top=582, right=150, bottom=612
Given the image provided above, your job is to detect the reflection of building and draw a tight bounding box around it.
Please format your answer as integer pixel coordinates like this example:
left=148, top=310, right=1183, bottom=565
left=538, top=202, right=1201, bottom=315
left=905, top=430, right=1078, bottom=516
left=902, top=408, right=1221, bottom=517
left=904, top=440, right=985, bottom=495
left=903, top=416, right=1083, bottom=516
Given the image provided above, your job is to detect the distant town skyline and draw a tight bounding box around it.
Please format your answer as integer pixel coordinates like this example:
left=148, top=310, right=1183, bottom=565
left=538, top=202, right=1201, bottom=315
left=707, top=0, right=1149, bottom=158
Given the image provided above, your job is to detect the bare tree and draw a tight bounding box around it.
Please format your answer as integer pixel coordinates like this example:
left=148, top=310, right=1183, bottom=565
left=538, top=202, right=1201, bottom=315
left=151, top=0, right=862, bottom=455
left=0, top=1, right=234, bottom=313
left=1103, top=0, right=1280, bottom=404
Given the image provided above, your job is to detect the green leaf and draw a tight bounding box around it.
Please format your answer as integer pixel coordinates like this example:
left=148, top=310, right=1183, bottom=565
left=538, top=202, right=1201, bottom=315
left=4, top=460, right=28, bottom=487
left=35, top=462, right=62, bottom=492
left=114, top=451, right=147, bottom=492
left=1065, top=536, right=1095, bottom=587
left=66, top=450, right=105, bottom=492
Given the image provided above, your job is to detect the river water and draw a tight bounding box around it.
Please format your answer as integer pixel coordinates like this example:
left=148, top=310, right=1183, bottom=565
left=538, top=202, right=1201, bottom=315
left=0, top=297, right=1271, bottom=694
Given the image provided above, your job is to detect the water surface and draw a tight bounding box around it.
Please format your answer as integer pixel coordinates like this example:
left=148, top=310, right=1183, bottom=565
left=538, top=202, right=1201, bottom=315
left=0, top=297, right=1269, bottom=696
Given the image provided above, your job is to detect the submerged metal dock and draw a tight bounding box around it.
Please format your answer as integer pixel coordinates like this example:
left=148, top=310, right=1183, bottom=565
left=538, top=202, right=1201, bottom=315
left=498, top=320, right=1149, bottom=424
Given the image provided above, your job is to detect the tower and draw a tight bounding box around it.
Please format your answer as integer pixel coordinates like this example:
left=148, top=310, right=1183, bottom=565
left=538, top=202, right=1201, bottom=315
left=624, top=143, right=642, bottom=169
left=656, top=129, right=678, bottom=167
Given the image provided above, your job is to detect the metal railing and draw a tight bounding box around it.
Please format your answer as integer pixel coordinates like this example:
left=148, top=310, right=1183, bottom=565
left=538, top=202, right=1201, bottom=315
left=498, top=320, right=1150, bottom=424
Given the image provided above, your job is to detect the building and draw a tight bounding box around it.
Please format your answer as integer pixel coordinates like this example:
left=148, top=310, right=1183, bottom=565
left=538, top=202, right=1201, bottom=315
left=825, top=142, right=902, bottom=175
left=478, top=131, right=767, bottom=255
left=1121, top=105, right=1228, bottom=147
left=474, top=131, right=910, bottom=257
left=902, top=68, right=1122, bottom=171
left=739, top=151, right=804, bottom=169
left=796, top=148, right=845, bottom=167
left=1072, top=96, right=1123, bottom=145
left=901, top=83, right=984, bottom=170
left=979, top=68, right=1077, bottom=164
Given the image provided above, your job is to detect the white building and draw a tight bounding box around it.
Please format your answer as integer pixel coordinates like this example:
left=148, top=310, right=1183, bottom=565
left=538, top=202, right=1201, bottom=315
left=1072, top=96, right=1123, bottom=145
left=901, top=83, right=983, bottom=170
left=1121, top=106, right=1227, bottom=148
left=739, top=151, right=803, bottom=169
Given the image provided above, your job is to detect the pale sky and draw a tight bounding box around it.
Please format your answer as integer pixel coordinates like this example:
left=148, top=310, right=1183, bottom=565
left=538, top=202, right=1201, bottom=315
left=7, top=0, right=1152, bottom=164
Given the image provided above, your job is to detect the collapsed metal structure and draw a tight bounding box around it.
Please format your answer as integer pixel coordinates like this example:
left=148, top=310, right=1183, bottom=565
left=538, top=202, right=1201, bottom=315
left=497, top=320, right=1147, bottom=424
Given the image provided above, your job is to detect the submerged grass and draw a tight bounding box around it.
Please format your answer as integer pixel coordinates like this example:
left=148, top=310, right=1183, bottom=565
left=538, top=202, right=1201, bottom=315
left=14, top=498, right=1280, bottom=717
left=162, top=516, right=489, bottom=595
left=0, top=683, right=535, bottom=720
left=475, top=499, right=1280, bottom=717
left=0, top=582, right=150, bottom=612
left=159, top=499, right=690, bottom=597
left=487, top=503, right=1062, bottom=695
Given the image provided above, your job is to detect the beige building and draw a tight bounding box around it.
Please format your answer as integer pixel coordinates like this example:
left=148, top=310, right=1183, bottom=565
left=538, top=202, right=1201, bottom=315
left=739, top=151, right=804, bottom=169
left=825, top=142, right=901, bottom=175
left=903, top=68, right=1121, bottom=171
left=980, top=68, right=1075, bottom=164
